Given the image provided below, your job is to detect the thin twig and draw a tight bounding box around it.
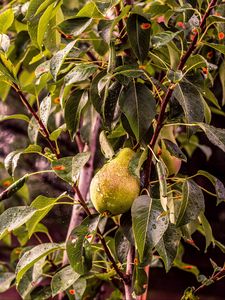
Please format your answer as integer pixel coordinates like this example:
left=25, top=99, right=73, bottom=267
left=143, top=0, right=218, bottom=189
left=124, top=246, right=135, bottom=300
left=12, top=84, right=59, bottom=158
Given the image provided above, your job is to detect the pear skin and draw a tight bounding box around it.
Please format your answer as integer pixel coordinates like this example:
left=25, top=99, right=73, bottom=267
left=90, top=148, right=140, bottom=215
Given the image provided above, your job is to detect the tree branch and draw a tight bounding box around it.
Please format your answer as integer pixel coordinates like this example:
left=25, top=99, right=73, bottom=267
left=12, top=84, right=59, bottom=158
left=143, top=0, right=218, bottom=189
left=124, top=246, right=135, bottom=300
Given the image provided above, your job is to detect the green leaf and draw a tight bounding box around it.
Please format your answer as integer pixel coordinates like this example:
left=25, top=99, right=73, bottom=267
left=131, top=196, right=169, bottom=262
left=99, top=131, right=115, bottom=159
left=219, top=60, right=225, bottom=106
left=119, top=82, right=156, bottom=141
left=174, top=80, right=204, bottom=124
left=66, top=215, right=99, bottom=274
left=133, top=266, right=147, bottom=295
left=186, top=54, right=207, bottom=71
left=58, top=17, right=92, bottom=36
left=156, top=223, right=181, bottom=272
left=0, top=206, right=36, bottom=240
left=37, top=3, right=55, bottom=48
left=198, top=123, right=225, bottom=153
left=0, top=9, right=14, bottom=33
left=176, top=180, right=205, bottom=227
left=16, top=243, right=63, bottom=285
left=203, top=42, right=225, bottom=55
left=64, top=64, right=98, bottom=86
left=26, top=195, right=62, bottom=238
left=0, top=272, right=15, bottom=293
left=126, top=13, right=151, bottom=63
left=52, top=152, right=90, bottom=184
left=17, top=257, right=45, bottom=299
left=4, top=150, right=22, bottom=177
left=28, top=116, right=39, bottom=144
left=26, top=0, right=44, bottom=20
left=156, top=159, right=168, bottom=211
left=51, top=265, right=80, bottom=297
left=197, top=170, right=225, bottom=205
left=198, top=212, right=214, bottom=252
left=76, top=2, right=104, bottom=18
left=115, top=228, right=129, bottom=264
left=0, top=175, right=28, bottom=202
left=0, top=114, right=29, bottom=123
left=50, top=40, right=76, bottom=81
left=163, top=139, right=187, bottom=162
left=152, top=31, right=180, bottom=48
left=0, top=55, right=17, bottom=83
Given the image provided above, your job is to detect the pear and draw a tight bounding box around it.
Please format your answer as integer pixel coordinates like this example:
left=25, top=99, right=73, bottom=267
left=90, top=148, right=140, bottom=216
left=159, top=126, right=181, bottom=175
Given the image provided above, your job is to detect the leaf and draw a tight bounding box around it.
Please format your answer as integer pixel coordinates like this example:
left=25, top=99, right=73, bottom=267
left=174, top=80, right=204, bottom=124
left=17, top=257, right=45, bottom=299
left=26, top=0, right=43, bottom=20
left=0, top=175, right=28, bottom=202
left=176, top=180, right=205, bottom=227
left=198, top=212, right=214, bottom=252
left=133, top=266, right=147, bottom=295
left=51, top=265, right=80, bottom=297
left=37, top=3, right=54, bottom=48
left=186, top=54, right=207, bottom=71
left=50, top=40, right=76, bottom=81
left=76, top=2, right=104, bottom=18
left=0, top=272, right=15, bottom=293
left=66, top=215, right=99, bottom=274
left=28, top=116, right=39, bottom=144
left=40, top=95, right=51, bottom=126
left=156, top=223, right=181, bottom=272
left=0, top=206, right=36, bottom=240
left=163, top=139, right=187, bottom=162
left=58, top=17, right=92, bottom=36
left=26, top=195, right=62, bottom=238
left=127, top=13, right=151, bottom=63
left=203, top=42, right=225, bottom=55
left=16, top=243, right=63, bottom=284
left=197, top=170, right=225, bottom=205
left=52, top=152, right=90, bottom=184
left=0, top=9, right=14, bottom=33
left=119, top=82, right=156, bottom=141
left=115, top=228, right=130, bottom=264
left=131, top=196, right=169, bottom=262
left=0, top=114, right=29, bottom=123
left=99, top=131, right=115, bottom=159
left=152, top=31, right=180, bottom=48
left=198, top=123, right=225, bottom=153
left=0, top=55, right=16, bottom=83
left=4, top=150, right=22, bottom=177
left=219, top=60, right=225, bottom=106
left=64, top=64, right=98, bottom=86
left=64, top=90, right=88, bottom=139
left=156, top=159, right=168, bottom=211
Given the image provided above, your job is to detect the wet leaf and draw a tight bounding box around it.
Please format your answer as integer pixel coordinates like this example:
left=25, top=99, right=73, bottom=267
left=0, top=272, right=15, bottom=293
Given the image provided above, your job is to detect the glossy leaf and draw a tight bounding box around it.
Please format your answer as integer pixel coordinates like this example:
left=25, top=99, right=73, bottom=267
left=152, top=31, right=180, bottom=48
left=51, top=265, right=80, bottom=297
left=50, top=40, right=76, bottom=81
left=99, top=131, right=115, bottom=159
left=64, top=90, right=88, bottom=137
left=127, top=13, right=151, bottom=63
left=174, top=80, right=204, bottom=124
left=119, top=82, right=156, bottom=141
left=0, top=9, right=14, bottom=33
left=16, top=243, right=63, bottom=284
left=37, top=3, right=54, bottom=48
left=198, top=212, right=214, bottom=252
left=132, top=196, right=169, bottom=262
left=52, top=152, right=90, bottom=184
left=156, top=159, right=168, bottom=211
left=64, top=64, right=98, bottom=86
left=176, top=180, right=205, bottom=227
left=198, top=123, right=225, bottom=153
left=163, top=139, right=187, bottom=162
left=0, top=272, right=15, bottom=293
left=40, top=95, right=51, bottom=126
left=197, top=170, right=225, bottom=205
left=58, top=17, right=92, bottom=36
left=66, top=215, right=99, bottom=274
left=0, top=114, right=29, bottom=123
left=156, top=223, right=181, bottom=272
left=0, top=206, right=36, bottom=240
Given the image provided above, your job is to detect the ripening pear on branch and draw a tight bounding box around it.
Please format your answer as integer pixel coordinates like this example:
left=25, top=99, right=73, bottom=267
left=90, top=148, right=140, bottom=216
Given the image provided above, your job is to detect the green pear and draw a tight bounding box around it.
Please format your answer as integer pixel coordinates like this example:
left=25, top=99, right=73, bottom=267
left=159, top=126, right=181, bottom=176
left=90, top=148, right=140, bottom=216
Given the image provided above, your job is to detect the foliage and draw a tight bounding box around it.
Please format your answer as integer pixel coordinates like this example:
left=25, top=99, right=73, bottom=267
left=0, top=0, right=225, bottom=299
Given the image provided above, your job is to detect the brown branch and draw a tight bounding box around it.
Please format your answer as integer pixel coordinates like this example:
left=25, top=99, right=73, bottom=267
left=143, top=0, right=218, bottom=189
left=124, top=246, right=135, bottom=300
left=12, top=84, right=59, bottom=158
left=124, top=0, right=134, bottom=4
left=194, top=264, right=225, bottom=294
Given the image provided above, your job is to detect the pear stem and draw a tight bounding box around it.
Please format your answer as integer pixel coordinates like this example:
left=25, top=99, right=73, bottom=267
left=144, top=0, right=218, bottom=189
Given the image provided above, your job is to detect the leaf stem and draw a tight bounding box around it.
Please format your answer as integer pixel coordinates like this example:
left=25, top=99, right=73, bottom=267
left=12, top=84, right=60, bottom=158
